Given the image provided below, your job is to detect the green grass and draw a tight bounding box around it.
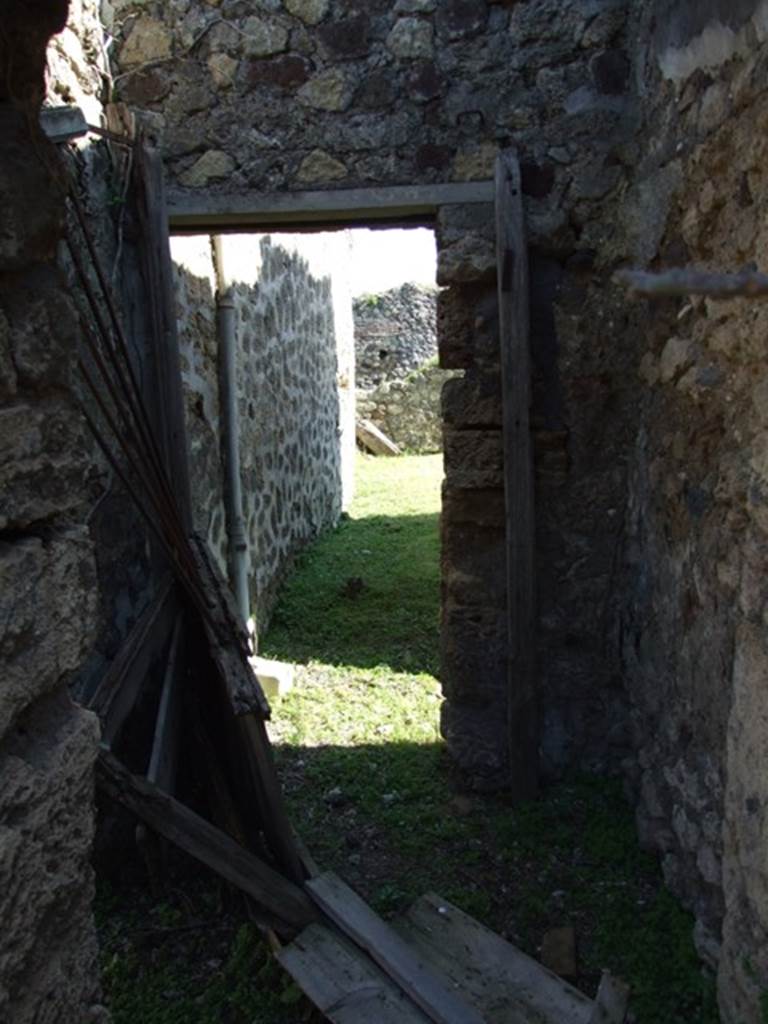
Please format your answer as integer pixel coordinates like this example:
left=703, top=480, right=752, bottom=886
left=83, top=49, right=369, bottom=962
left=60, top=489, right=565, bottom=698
left=100, top=452, right=720, bottom=1024
left=264, top=452, right=720, bottom=1024
left=264, top=453, right=442, bottom=674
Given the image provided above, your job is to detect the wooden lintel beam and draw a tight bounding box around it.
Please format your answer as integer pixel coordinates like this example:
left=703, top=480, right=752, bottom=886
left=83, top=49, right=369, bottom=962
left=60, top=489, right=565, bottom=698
left=167, top=181, right=494, bottom=233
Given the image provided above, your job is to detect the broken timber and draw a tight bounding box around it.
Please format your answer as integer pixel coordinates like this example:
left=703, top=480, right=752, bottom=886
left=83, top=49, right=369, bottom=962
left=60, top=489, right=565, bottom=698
left=496, top=149, right=539, bottom=799
left=280, top=881, right=627, bottom=1024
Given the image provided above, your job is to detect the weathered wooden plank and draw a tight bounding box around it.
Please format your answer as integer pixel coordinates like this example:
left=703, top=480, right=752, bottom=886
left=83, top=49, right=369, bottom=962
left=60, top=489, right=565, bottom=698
left=356, top=418, right=401, bottom=457
left=306, top=873, right=486, bottom=1024
left=133, top=140, right=193, bottom=532
left=97, top=748, right=317, bottom=936
left=167, top=182, right=495, bottom=232
left=237, top=714, right=307, bottom=883
left=397, top=893, right=594, bottom=1024
left=277, top=923, right=431, bottom=1024
left=588, top=973, right=630, bottom=1024
left=91, top=577, right=176, bottom=745
left=495, top=149, right=538, bottom=799
left=147, top=611, right=184, bottom=787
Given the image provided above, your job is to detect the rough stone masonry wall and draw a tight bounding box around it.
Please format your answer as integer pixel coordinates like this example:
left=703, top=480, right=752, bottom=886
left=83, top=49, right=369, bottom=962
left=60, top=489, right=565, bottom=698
left=616, top=3, right=768, bottom=1020
left=108, top=0, right=639, bottom=787
left=172, top=231, right=354, bottom=632
left=354, top=282, right=452, bottom=452
left=0, top=3, right=105, bottom=1021
left=354, top=283, right=437, bottom=391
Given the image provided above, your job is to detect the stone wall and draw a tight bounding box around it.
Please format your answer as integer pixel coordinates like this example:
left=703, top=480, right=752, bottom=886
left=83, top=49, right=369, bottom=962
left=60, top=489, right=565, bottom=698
left=616, top=3, right=768, bottom=1020
left=0, top=3, right=104, bottom=1021
left=354, top=282, right=449, bottom=452
left=172, top=230, right=355, bottom=633
left=106, top=0, right=640, bottom=786
left=358, top=362, right=451, bottom=453
left=354, top=283, right=437, bottom=392
left=86, top=2, right=768, bottom=1017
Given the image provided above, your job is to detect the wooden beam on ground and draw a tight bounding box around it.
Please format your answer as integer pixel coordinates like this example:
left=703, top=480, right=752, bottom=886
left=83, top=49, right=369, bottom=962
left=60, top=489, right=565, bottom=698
left=495, top=148, right=538, bottom=800
left=588, top=973, right=630, bottom=1024
left=277, top=923, right=432, bottom=1024
left=396, top=893, right=594, bottom=1024
left=97, top=748, right=318, bottom=936
left=356, top=418, right=401, bottom=456
left=90, top=577, right=176, bottom=746
left=167, top=181, right=495, bottom=233
left=306, top=873, right=487, bottom=1024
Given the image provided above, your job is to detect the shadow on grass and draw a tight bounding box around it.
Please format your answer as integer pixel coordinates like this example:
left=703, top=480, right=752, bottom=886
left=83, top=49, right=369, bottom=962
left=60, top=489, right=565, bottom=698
left=273, top=740, right=720, bottom=1024
left=263, top=511, right=441, bottom=675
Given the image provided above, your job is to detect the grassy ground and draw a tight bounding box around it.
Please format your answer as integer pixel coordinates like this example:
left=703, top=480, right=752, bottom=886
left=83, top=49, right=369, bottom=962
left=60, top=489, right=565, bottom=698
left=98, top=452, right=720, bottom=1024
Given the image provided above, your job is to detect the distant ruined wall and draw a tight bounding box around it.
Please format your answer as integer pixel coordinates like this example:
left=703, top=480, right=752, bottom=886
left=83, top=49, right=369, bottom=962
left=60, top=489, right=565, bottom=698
left=354, top=283, right=450, bottom=452
left=0, top=3, right=105, bottom=1021
left=354, top=283, right=437, bottom=392
left=108, top=0, right=639, bottom=788
left=172, top=231, right=355, bottom=633
left=617, top=3, right=768, bottom=1020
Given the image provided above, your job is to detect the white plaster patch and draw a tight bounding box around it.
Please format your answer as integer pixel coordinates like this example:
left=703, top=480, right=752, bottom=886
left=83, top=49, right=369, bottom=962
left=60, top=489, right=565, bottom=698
left=658, top=0, right=768, bottom=81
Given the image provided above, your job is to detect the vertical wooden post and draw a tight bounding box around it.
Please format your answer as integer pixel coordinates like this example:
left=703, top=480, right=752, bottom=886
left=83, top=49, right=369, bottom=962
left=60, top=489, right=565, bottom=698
left=132, top=137, right=193, bottom=533
left=495, top=150, right=538, bottom=799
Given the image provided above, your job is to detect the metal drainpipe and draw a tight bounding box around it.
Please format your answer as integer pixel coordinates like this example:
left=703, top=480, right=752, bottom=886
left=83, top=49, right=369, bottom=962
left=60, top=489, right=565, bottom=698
left=212, top=236, right=251, bottom=632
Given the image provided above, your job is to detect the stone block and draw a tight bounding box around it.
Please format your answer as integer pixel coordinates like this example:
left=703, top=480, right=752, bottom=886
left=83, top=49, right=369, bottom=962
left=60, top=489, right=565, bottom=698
left=0, top=532, right=98, bottom=737
left=436, top=286, right=473, bottom=369
left=441, top=604, right=507, bottom=706
left=444, top=428, right=503, bottom=489
left=387, top=18, right=435, bottom=59
left=440, top=698, right=508, bottom=789
left=318, top=16, right=371, bottom=60
left=441, top=371, right=502, bottom=427
left=296, top=149, right=348, bottom=183
left=298, top=68, right=354, bottom=111
left=1, top=266, right=78, bottom=390
left=406, top=60, right=443, bottom=102
left=250, top=655, right=294, bottom=699
left=435, top=0, right=488, bottom=40
left=244, top=55, right=311, bottom=89
left=0, top=401, right=92, bottom=531
left=179, top=149, right=235, bottom=188
left=442, top=485, right=505, bottom=528
left=0, top=690, right=100, bottom=1024
left=241, top=16, right=289, bottom=57
left=118, top=16, right=172, bottom=66
left=442, top=516, right=505, bottom=606
left=285, top=0, right=330, bottom=25
left=0, top=109, right=63, bottom=271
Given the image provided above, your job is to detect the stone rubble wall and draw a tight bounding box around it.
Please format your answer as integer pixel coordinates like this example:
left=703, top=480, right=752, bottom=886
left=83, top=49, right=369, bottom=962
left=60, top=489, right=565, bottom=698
left=353, top=283, right=438, bottom=392
left=617, top=3, right=768, bottom=1020
left=357, top=363, right=453, bottom=454
left=172, top=230, right=355, bottom=635
left=353, top=282, right=450, bottom=452
left=0, top=3, right=106, bottom=1021
left=110, top=0, right=643, bottom=785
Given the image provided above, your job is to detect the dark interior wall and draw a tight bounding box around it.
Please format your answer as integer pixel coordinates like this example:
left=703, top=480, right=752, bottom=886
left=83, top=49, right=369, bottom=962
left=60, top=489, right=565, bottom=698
left=617, top=3, right=768, bottom=1020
